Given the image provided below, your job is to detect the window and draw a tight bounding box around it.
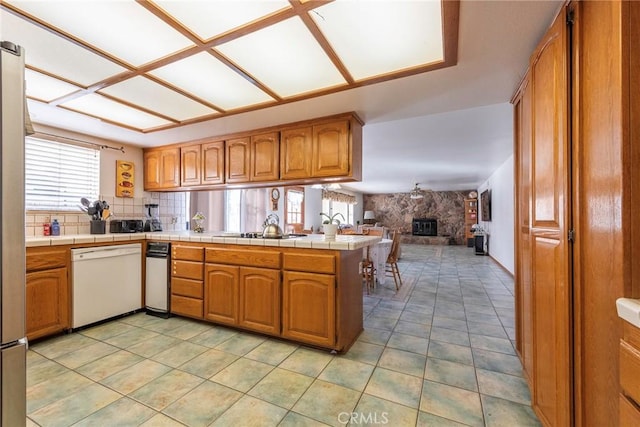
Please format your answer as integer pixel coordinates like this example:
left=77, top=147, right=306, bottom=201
left=321, top=199, right=355, bottom=225
left=25, top=137, right=100, bottom=211
left=224, top=188, right=269, bottom=233
left=285, top=187, right=304, bottom=232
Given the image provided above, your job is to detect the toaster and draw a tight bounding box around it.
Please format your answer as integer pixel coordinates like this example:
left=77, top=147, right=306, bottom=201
left=109, top=219, right=144, bottom=233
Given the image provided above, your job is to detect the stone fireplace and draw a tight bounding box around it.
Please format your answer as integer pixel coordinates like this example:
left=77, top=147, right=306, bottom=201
left=413, top=218, right=437, bottom=236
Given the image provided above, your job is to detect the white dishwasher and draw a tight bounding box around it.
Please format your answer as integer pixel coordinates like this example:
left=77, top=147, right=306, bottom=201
left=71, top=243, right=142, bottom=328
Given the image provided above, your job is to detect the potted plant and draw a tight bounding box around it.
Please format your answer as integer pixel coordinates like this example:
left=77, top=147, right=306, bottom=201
left=320, top=212, right=345, bottom=239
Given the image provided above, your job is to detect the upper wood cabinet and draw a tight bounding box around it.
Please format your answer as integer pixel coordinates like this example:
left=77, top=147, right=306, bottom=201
left=280, top=127, right=313, bottom=179
left=312, top=120, right=350, bottom=177
left=145, top=112, right=362, bottom=190
left=202, top=141, right=225, bottom=185
left=226, top=132, right=279, bottom=183
left=144, top=147, right=180, bottom=190
left=180, top=145, right=201, bottom=186
left=180, top=141, right=225, bottom=187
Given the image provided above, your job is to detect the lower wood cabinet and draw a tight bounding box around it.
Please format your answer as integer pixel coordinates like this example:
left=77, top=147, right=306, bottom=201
left=205, top=263, right=281, bottom=335
left=282, top=270, right=335, bottom=348
left=171, top=245, right=204, bottom=319
left=204, top=264, right=239, bottom=325
left=26, top=247, right=70, bottom=341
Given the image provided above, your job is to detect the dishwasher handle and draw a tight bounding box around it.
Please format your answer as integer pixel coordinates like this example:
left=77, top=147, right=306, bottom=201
left=72, top=246, right=141, bottom=261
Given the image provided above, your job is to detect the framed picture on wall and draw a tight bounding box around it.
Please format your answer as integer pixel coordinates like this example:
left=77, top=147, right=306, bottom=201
left=116, top=160, right=134, bottom=198
left=481, top=189, right=491, bottom=221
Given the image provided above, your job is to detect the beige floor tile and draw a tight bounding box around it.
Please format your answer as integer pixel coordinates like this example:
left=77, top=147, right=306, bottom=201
left=150, top=340, right=208, bottom=367
left=103, top=327, right=160, bottom=349
left=353, top=394, right=418, bottom=426
left=129, top=369, right=204, bottom=411
left=72, top=397, right=156, bottom=426
left=214, top=333, right=266, bottom=356
left=292, top=380, right=361, bottom=427
left=377, top=347, right=426, bottom=377
left=424, top=358, right=478, bottom=392
left=127, top=334, right=181, bottom=358
left=420, top=380, right=484, bottom=427
left=211, top=395, right=287, bottom=426
left=27, top=371, right=92, bottom=414
left=211, top=358, right=273, bottom=392
left=245, top=339, right=299, bottom=365
left=279, top=347, right=334, bottom=377
left=30, top=333, right=97, bottom=359
left=79, top=320, right=139, bottom=340
left=179, top=348, right=239, bottom=378
left=162, top=380, right=242, bottom=426
left=54, top=341, right=119, bottom=369
left=100, top=359, right=172, bottom=395
left=163, top=321, right=213, bottom=340
left=279, top=412, right=332, bottom=426
left=364, top=367, right=423, bottom=409
left=30, top=382, right=120, bottom=427
left=139, top=413, right=186, bottom=426
left=27, top=358, right=69, bottom=388
left=75, top=349, right=144, bottom=382
left=248, top=367, right=314, bottom=409
left=340, top=341, right=384, bottom=366
left=188, top=326, right=238, bottom=348
left=318, top=357, right=374, bottom=392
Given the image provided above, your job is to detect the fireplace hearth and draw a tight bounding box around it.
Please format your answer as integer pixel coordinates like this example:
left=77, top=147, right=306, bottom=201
left=413, top=218, right=437, bottom=236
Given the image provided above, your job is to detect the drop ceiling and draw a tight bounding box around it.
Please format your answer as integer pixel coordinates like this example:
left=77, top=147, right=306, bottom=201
left=1, top=0, right=563, bottom=194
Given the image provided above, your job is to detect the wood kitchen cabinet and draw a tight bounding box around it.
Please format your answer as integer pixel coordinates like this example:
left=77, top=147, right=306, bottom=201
left=280, top=126, right=312, bottom=179
left=180, top=144, right=201, bottom=186
left=204, top=247, right=281, bottom=335
left=225, top=132, right=279, bottom=184
left=26, top=247, right=69, bottom=340
left=282, top=271, right=335, bottom=348
left=180, top=141, right=225, bottom=187
left=144, top=147, right=180, bottom=190
left=312, top=120, right=350, bottom=178
left=171, top=245, right=204, bottom=319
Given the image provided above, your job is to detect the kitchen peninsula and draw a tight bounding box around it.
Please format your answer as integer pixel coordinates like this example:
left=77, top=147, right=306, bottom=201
left=26, top=233, right=381, bottom=353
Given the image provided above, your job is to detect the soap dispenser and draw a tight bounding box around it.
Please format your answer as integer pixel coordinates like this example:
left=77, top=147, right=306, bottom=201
left=51, top=219, right=60, bottom=236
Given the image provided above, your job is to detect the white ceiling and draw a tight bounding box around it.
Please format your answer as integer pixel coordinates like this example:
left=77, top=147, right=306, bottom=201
left=5, top=0, right=563, bottom=194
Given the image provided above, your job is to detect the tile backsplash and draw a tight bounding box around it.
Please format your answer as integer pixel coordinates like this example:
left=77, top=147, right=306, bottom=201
left=26, top=192, right=188, bottom=236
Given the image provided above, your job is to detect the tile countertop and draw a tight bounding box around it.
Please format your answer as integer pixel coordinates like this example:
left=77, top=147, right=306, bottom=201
left=617, top=298, right=640, bottom=329
left=26, top=232, right=382, bottom=251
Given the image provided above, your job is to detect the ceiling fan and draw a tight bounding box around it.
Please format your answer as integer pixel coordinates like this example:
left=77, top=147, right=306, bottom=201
left=409, top=183, right=424, bottom=199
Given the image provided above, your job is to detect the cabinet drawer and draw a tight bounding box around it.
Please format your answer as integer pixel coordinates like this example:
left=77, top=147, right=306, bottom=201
left=205, top=248, right=280, bottom=269
left=26, top=248, right=67, bottom=271
left=172, top=277, right=203, bottom=299
left=172, top=260, right=203, bottom=280
left=620, top=394, right=640, bottom=427
left=620, top=339, right=640, bottom=405
left=283, top=253, right=335, bottom=274
left=171, top=295, right=203, bottom=318
left=172, top=245, right=204, bottom=262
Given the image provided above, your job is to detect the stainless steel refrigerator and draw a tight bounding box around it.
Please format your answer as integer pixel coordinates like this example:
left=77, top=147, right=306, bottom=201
left=0, top=40, right=27, bottom=426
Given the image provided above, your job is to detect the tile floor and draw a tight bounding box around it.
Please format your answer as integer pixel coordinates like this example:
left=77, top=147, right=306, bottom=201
left=26, top=244, right=540, bottom=426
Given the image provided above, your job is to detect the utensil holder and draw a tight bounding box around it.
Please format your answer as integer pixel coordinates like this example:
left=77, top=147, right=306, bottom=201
left=90, top=220, right=106, bottom=234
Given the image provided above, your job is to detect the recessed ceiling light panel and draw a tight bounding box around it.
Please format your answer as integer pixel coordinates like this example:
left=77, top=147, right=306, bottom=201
left=149, top=52, right=275, bottom=111
left=217, top=17, right=347, bottom=98
left=154, top=0, right=291, bottom=41
left=61, top=94, right=173, bottom=130
left=1, top=10, right=127, bottom=85
left=99, top=76, right=218, bottom=121
left=7, top=0, right=194, bottom=66
left=25, top=69, right=80, bottom=102
left=312, top=0, right=444, bottom=80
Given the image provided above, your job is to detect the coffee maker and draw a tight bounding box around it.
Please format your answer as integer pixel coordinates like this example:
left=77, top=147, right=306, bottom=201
left=144, top=203, right=162, bottom=232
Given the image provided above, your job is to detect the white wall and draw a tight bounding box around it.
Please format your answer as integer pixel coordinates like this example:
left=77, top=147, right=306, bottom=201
left=477, top=155, right=514, bottom=274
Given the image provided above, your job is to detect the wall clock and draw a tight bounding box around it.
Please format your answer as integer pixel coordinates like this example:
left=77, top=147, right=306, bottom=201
left=270, top=188, right=280, bottom=210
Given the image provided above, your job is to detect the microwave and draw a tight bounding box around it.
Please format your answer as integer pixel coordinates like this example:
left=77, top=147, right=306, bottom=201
left=109, top=219, right=144, bottom=233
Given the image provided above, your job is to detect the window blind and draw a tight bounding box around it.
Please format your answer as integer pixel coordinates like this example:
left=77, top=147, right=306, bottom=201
left=25, top=137, right=100, bottom=211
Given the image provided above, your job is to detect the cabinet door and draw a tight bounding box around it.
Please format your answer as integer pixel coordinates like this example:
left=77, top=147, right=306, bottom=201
left=282, top=271, right=335, bottom=347
left=251, top=132, right=279, bottom=182
left=204, top=264, right=239, bottom=325
left=144, top=150, right=162, bottom=189
left=181, top=145, right=201, bottom=186
left=161, top=148, right=180, bottom=188
left=280, top=127, right=312, bottom=179
left=26, top=268, right=69, bottom=340
left=312, top=120, right=350, bottom=177
left=202, top=141, right=225, bottom=185
left=225, top=137, right=251, bottom=183
left=529, top=8, right=571, bottom=427
left=239, top=267, right=280, bottom=335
